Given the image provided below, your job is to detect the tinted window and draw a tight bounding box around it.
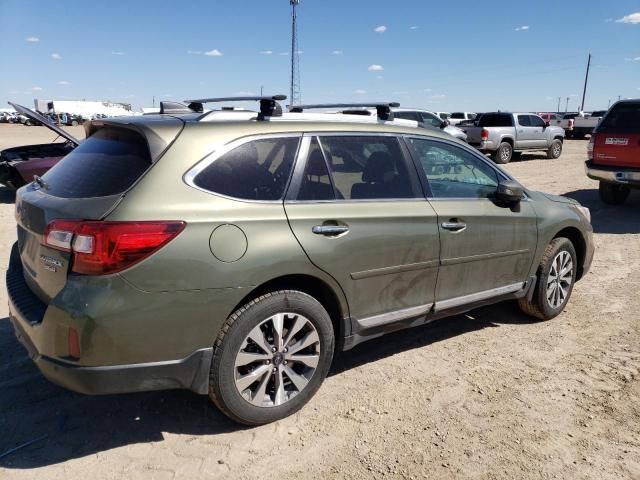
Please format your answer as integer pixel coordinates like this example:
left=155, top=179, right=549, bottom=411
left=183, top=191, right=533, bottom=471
left=563, top=113, right=578, bottom=119
left=297, top=138, right=335, bottom=201
left=529, top=115, right=546, bottom=127
left=439, top=113, right=450, bottom=119
left=394, top=111, right=421, bottom=122
left=478, top=114, right=513, bottom=127
left=599, top=103, right=640, bottom=133
left=451, top=112, right=464, bottom=119
left=319, top=136, right=415, bottom=200
left=517, top=115, right=531, bottom=127
left=408, top=138, right=499, bottom=198
left=42, top=127, right=151, bottom=198
left=194, top=137, right=299, bottom=200
left=418, top=112, right=444, bottom=128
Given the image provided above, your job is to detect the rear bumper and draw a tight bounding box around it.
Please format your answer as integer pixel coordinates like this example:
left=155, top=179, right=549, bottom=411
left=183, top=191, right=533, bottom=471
left=585, top=161, right=640, bottom=186
left=6, top=242, right=219, bottom=395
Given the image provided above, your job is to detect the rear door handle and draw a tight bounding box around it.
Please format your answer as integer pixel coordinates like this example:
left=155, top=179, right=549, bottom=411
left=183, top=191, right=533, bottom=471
left=441, top=221, right=467, bottom=232
left=312, top=225, right=349, bottom=236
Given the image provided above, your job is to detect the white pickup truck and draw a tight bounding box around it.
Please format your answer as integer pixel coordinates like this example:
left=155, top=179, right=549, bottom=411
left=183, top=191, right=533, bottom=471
left=572, top=110, right=607, bottom=139
left=464, top=112, right=565, bottom=163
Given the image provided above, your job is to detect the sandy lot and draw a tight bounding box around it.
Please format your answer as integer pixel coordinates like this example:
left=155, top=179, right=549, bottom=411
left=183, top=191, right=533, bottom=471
left=0, top=123, right=639, bottom=479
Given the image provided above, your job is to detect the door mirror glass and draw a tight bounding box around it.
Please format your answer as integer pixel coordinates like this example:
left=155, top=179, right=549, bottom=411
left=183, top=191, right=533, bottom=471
left=440, top=121, right=447, bottom=129
left=495, top=180, right=523, bottom=204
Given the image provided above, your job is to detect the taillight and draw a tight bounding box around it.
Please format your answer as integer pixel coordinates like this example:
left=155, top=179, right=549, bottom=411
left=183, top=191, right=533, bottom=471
left=568, top=119, right=574, bottom=128
left=481, top=128, right=489, bottom=141
left=43, top=220, right=186, bottom=275
left=587, top=136, right=595, bottom=160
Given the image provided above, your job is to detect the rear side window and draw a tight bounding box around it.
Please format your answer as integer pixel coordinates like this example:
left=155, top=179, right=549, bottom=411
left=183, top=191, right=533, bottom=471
left=41, top=127, right=151, bottom=198
left=599, top=103, right=640, bottom=133
left=451, top=112, right=464, bottom=119
left=317, top=136, right=416, bottom=200
left=194, top=137, right=300, bottom=200
left=478, top=114, right=513, bottom=127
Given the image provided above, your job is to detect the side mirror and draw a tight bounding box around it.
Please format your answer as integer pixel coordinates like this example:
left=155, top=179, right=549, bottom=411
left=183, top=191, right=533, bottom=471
left=544, top=121, right=550, bottom=128
left=440, top=121, right=447, bottom=129
left=495, top=180, right=523, bottom=205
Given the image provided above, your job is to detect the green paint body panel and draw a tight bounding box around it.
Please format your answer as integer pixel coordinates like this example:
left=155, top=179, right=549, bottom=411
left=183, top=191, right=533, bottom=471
left=7, top=113, right=595, bottom=396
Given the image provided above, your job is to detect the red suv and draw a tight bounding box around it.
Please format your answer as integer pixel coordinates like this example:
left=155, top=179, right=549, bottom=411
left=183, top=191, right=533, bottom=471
left=585, top=100, right=640, bottom=204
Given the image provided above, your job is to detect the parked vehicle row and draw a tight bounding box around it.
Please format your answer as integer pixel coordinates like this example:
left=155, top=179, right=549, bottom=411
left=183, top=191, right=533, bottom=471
left=6, top=95, right=594, bottom=426
left=573, top=110, right=608, bottom=139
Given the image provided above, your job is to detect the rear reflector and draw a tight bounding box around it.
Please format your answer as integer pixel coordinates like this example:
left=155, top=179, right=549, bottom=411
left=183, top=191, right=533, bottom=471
left=68, top=328, right=81, bottom=358
left=44, top=220, right=186, bottom=275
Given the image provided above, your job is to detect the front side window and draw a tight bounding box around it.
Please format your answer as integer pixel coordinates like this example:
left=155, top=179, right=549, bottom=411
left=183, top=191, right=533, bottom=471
left=529, top=115, right=546, bottom=127
left=451, top=112, right=464, bottom=119
left=408, top=138, right=500, bottom=199
left=418, top=112, right=444, bottom=128
left=517, top=115, right=531, bottom=127
left=317, top=136, right=415, bottom=200
left=193, top=137, right=300, bottom=200
left=394, top=111, right=420, bottom=122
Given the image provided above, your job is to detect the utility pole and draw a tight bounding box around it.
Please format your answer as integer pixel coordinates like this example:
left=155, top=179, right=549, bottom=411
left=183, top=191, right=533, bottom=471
left=260, top=85, right=264, bottom=96
left=557, top=97, right=561, bottom=112
left=580, top=53, right=591, bottom=112
left=608, top=99, right=611, bottom=108
left=565, top=97, right=570, bottom=113
left=152, top=96, right=155, bottom=108
left=289, top=0, right=301, bottom=105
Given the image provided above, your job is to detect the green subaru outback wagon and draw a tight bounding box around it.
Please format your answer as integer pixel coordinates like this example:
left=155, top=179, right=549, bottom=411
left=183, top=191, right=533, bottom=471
left=7, top=97, right=594, bottom=425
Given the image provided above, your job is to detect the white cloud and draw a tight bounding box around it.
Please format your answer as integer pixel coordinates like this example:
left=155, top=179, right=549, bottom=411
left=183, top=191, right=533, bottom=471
left=332, top=50, right=343, bottom=55
left=204, top=49, right=223, bottom=57
left=355, top=89, right=367, bottom=95
left=279, top=52, right=289, bottom=56
left=430, top=94, right=446, bottom=99
left=236, top=91, right=256, bottom=96
left=57, top=80, right=71, bottom=85
left=368, top=64, right=384, bottom=71
left=111, top=51, right=125, bottom=55
left=410, top=26, right=419, bottom=30
left=51, top=52, right=62, bottom=60
left=260, top=50, right=273, bottom=55
left=26, top=36, right=40, bottom=43
left=374, top=25, right=387, bottom=33
left=616, top=12, right=640, bottom=24
left=515, top=25, right=530, bottom=31
left=31, top=87, right=43, bottom=91
left=424, top=88, right=432, bottom=92
left=187, top=50, right=202, bottom=55
left=633, top=57, right=640, bottom=62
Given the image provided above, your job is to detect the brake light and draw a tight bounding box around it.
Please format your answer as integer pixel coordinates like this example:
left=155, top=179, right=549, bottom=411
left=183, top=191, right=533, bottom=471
left=481, top=128, right=489, bottom=141
left=44, top=220, right=185, bottom=275
left=568, top=119, right=574, bottom=129
left=587, top=136, right=595, bottom=160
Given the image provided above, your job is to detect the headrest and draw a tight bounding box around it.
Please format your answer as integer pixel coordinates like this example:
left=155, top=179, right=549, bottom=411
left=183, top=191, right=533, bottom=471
left=362, top=151, right=393, bottom=183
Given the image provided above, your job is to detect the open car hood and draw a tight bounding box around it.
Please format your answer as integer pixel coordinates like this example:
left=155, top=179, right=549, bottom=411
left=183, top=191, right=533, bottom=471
left=9, top=102, right=80, bottom=146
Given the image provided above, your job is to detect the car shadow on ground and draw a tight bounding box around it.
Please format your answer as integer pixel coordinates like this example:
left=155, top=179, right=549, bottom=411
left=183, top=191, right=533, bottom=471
left=0, top=186, right=16, bottom=204
left=0, top=301, right=536, bottom=468
left=562, top=188, right=640, bottom=234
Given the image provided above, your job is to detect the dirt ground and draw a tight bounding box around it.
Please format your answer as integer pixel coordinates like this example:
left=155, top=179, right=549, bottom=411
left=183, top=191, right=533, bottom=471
left=0, top=123, right=639, bottom=480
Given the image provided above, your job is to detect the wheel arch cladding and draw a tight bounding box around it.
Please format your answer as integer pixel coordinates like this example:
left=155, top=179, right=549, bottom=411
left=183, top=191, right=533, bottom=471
left=228, top=274, right=348, bottom=344
left=553, top=227, right=586, bottom=280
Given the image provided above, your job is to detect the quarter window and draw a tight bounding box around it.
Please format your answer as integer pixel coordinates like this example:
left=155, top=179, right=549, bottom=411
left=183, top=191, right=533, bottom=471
left=193, top=137, right=299, bottom=200
left=408, top=138, right=500, bottom=199
left=316, top=136, right=416, bottom=200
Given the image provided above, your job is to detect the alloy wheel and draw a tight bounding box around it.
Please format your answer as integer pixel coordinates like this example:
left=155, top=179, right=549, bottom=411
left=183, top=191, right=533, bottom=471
left=234, top=313, right=320, bottom=407
left=546, top=251, right=573, bottom=309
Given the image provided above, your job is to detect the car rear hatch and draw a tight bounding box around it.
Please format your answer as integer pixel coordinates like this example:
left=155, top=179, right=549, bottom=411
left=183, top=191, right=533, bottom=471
left=14, top=118, right=183, bottom=305
left=592, top=101, right=640, bottom=168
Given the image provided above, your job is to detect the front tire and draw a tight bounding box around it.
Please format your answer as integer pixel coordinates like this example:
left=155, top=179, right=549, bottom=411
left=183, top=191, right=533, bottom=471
left=599, top=182, right=630, bottom=205
left=518, top=237, right=577, bottom=321
left=492, top=142, right=513, bottom=164
left=547, top=139, right=563, bottom=159
left=209, top=291, right=335, bottom=426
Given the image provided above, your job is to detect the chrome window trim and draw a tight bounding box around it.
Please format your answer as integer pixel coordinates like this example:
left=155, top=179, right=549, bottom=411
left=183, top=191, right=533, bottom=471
left=183, top=132, right=303, bottom=204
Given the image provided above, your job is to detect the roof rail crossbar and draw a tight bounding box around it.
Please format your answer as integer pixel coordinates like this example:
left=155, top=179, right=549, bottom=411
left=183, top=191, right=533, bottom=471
left=289, top=102, right=400, bottom=121
left=183, top=95, right=287, bottom=119
left=159, top=101, right=194, bottom=115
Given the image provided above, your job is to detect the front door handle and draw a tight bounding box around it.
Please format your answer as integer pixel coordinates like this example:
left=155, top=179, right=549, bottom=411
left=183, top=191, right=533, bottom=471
left=312, top=225, right=349, bottom=236
left=441, top=221, right=467, bottom=233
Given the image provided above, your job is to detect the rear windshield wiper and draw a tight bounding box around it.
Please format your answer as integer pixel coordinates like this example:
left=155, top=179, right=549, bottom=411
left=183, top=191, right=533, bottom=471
left=33, top=175, right=49, bottom=190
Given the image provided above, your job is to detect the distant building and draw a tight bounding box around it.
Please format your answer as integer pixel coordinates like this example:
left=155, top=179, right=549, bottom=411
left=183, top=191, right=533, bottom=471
left=34, top=99, right=133, bottom=118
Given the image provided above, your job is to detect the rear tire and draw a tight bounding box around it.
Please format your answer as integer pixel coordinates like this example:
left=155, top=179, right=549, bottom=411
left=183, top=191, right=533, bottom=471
left=518, top=237, right=577, bottom=321
left=599, top=182, right=630, bottom=205
left=492, top=142, right=513, bottom=164
left=547, top=139, right=563, bottom=159
left=209, top=290, right=335, bottom=426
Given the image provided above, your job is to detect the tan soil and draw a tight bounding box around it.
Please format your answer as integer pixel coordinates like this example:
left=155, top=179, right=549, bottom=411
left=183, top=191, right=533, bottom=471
left=0, top=124, right=638, bottom=479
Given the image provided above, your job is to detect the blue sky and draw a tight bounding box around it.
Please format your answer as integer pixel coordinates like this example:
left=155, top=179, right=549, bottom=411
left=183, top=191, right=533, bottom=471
left=1, top=0, right=639, bottom=112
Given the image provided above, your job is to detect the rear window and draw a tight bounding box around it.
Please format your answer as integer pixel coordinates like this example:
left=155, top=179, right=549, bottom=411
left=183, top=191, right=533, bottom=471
left=451, top=112, right=464, bottom=119
left=41, top=127, right=151, bottom=198
left=598, top=103, right=640, bottom=133
left=563, top=113, right=578, bottom=119
left=478, top=114, right=513, bottom=127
